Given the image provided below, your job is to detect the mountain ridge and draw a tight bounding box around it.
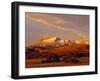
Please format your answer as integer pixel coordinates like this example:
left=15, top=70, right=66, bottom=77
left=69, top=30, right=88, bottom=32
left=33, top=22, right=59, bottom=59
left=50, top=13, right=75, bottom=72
left=26, top=36, right=89, bottom=49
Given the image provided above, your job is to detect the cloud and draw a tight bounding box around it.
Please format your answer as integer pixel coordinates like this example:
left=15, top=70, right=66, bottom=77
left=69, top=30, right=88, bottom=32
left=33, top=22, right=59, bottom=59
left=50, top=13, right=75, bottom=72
left=25, top=12, right=88, bottom=39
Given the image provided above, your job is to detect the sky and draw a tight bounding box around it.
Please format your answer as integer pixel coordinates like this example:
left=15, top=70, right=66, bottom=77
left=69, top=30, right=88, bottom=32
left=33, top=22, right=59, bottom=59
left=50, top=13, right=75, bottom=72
left=25, top=12, right=89, bottom=46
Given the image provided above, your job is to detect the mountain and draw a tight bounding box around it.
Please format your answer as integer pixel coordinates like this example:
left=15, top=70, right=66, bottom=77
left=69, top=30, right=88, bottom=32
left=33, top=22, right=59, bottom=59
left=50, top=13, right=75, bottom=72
left=26, top=36, right=89, bottom=50
left=75, top=39, right=89, bottom=45
left=26, top=36, right=89, bottom=60
left=32, top=36, right=64, bottom=49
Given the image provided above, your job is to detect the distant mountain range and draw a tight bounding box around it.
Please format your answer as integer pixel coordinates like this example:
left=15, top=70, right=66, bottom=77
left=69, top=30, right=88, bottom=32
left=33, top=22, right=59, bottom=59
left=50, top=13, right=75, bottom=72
left=26, top=36, right=89, bottom=60
left=26, top=36, right=89, bottom=49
